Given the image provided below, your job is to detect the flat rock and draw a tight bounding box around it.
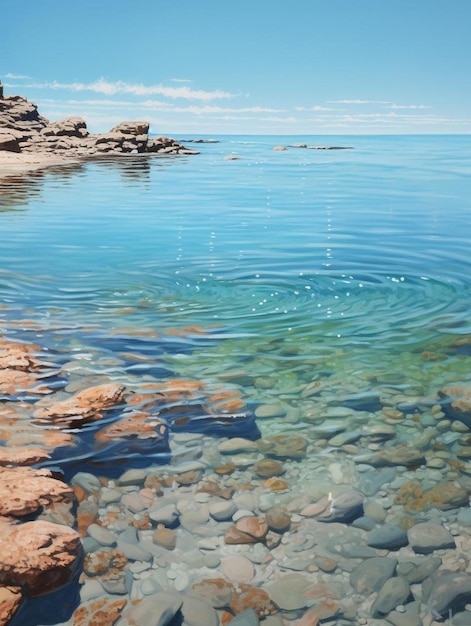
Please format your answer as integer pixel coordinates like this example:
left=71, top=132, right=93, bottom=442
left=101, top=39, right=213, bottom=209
left=266, top=573, right=311, bottom=610
left=0, top=466, right=75, bottom=518
left=0, top=446, right=51, bottom=467
left=396, top=556, right=441, bottom=584
left=350, top=557, right=398, bottom=594
left=119, top=592, right=182, bottom=626
left=424, top=571, right=471, bottom=620
left=367, top=524, right=409, bottom=550
left=70, top=597, right=127, bottom=626
left=408, top=522, right=455, bottom=554
left=371, top=577, right=411, bottom=618
left=191, top=578, right=234, bottom=608
left=220, top=555, right=255, bottom=582
left=0, top=519, right=83, bottom=596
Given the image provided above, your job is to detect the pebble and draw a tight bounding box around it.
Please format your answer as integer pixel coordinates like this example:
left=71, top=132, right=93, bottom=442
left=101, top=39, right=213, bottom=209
left=87, top=523, right=117, bottom=547
left=209, top=500, right=238, bottom=522
left=366, top=524, right=409, bottom=550
left=148, top=503, right=179, bottom=526
left=220, top=555, right=255, bottom=582
left=119, top=592, right=183, bottom=626
left=255, top=404, right=287, bottom=419
left=118, top=468, right=147, bottom=487
left=71, top=471, right=103, bottom=493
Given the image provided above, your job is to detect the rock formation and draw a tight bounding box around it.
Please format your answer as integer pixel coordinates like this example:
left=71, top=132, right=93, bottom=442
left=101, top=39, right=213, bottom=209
left=0, top=79, right=199, bottom=159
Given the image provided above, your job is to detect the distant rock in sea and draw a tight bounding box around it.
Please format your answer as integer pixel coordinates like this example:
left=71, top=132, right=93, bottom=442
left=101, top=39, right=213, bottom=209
left=0, top=79, right=199, bottom=159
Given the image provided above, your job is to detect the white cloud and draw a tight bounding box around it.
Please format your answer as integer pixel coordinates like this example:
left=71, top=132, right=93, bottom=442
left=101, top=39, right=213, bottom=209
left=328, top=99, right=391, bottom=105
left=388, top=103, right=430, bottom=110
left=170, top=78, right=192, bottom=83
left=295, top=105, right=339, bottom=112
left=28, top=78, right=234, bottom=101
left=4, top=72, right=31, bottom=79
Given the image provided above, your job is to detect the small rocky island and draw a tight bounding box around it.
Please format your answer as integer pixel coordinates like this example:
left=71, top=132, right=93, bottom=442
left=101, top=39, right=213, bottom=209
left=0, top=79, right=198, bottom=167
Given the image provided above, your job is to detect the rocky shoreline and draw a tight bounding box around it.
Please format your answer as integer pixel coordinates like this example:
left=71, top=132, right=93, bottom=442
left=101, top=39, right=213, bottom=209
left=0, top=80, right=198, bottom=177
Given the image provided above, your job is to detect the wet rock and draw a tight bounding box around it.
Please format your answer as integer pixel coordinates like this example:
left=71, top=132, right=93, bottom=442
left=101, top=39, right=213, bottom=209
left=0, top=519, right=83, bottom=596
left=350, top=557, right=398, bottom=594
left=230, top=584, right=277, bottom=619
left=227, top=609, right=259, bottom=626
left=356, top=445, right=425, bottom=468
left=424, top=571, right=471, bottom=621
left=371, top=577, right=411, bottom=618
left=266, top=573, right=311, bottom=611
left=181, top=595, right=219, bottom=626
left=209, top=500, right=238, bottom=522
left=191, top=578, right=234, bottom=609
left=95, top=412, right=168, bottom=451
left=258, top=434, right=308, bottom=459
left=119, top=592, right=182, bottom=626
left=83, top=549, right=127, bottom=577
left=439, top=384, right=471, bottom=427
left=396, top=556, right=441, bottom=584
left=217, top=437, right=258, bottom=454
left=318, top=490, right=364, bottom=523
left=408, top=522, right=455, bottom=554
left=148, top=503, right=179, bottom=526
left=0, top=446, right=50, bottom=467
left=234, top=516, right=268, bottom=540
left=153, top=524, right=177, bottom=550
left=367, top=525, right=409, bottom=550
left=88, top=523, right=117, bottom=547
left=225, top=525, right=259, bottom=545
left=0, top=466, right=75, bottom=518
left=0, top=585, right=23, bottom=625
left=253, top=458, right=284, bottom=478
left=265, top=508, right=291, bottom=533
left=220, top=555, right=255, bottom=582
left=33, top=382, right=127, bottom=427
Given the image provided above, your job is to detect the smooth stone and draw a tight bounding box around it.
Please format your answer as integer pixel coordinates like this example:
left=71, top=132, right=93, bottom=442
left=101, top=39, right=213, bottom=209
left=99, top=488, right=122, bottom=505
left=148, top=503, right=179, bottom=526
left=318, top=489, right=364, bottom=523
left=122, top=492, right=147, bottom=513
left=385, top=601, right=422, bottom=626
left=265, top=508, right=291, bottom=533
left=181, top=596, right=219, bottom=626
left=87, top=523, right=117, bottom=547
left=100, top=573, right=127, bottom=595
left=266, top=573, right=310, bottom=611
left=359, top=467, right=396, bottom=496
left=118, top=468, right=147, bottom=486
left=408, top=522, right=456, bottom=554
left=371, top=577, right=411, bottom=618
left=228, top=609, right=260, bottom=626
left=367, top=525, right=409, bottom=550
left=204, top=553, right=221, bottom=568
left=329, top=431, right=362, bottom=446
left=119, top=592, right=183, bottom=626
left=457, top=507, right=471, bottom=527
left=218, top=438, right=259, bottom=454
left=424, top=571, right=471, bottom=620
left=310, top=421, right=346, bottom=436
left=117, top=540, right=152, bottom=562
left=350, top=557, right=398, bottom=594
left=255, top=404, right=287, bottom=419
left=71, top=472, right=102, bottom=493
left=209, top=500, right=238, bottom=522
left=352, top=516, right=377, bottom=531
left=253, top=458, right=284, bottom=478
left=396, top=556, right=441, bottom=584
left=220, top=555, right=255, bottom=582
left=364, top=501, right=387, bottom=523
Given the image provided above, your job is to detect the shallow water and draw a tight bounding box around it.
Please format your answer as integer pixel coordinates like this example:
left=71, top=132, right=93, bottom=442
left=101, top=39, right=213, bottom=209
left=1, top=135, right=471, bottom=468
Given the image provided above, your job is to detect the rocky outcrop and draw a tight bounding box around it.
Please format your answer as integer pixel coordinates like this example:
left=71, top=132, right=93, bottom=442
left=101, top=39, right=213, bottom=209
left=0, top=80, right=199, bottom=158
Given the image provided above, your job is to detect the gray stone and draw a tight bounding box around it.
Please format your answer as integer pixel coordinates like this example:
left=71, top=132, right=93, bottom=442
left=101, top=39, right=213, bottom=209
left=408, top=522, right=455, bottom=554
left=122, top=492, right=147, bottom=513
left=119, top=592, right=183, bottom=626
left=424, top=571, right=471, bottom=621
left=181, top=595, right=219, bottom=626
left=350, top=557, right=398, bottom=594
left=457, top=507, right=471, bottom=527
left=209, top=500, right=238, bottom=522
left=149, top=503, right=179, bottom=526
left=118, top=468, right=147, bottom=486
left=371, top=577, right=411, bottom=618
left=359, top=467, right=396, bottom=496
left=117, top=540, right=153, bottom=562
left=71, top=471, right=102, bottom=493
left=228, top=609, right=260, bottom=626
left=385, top=601, right=423, bottom=626
left=396, top=556, right=441, bottom=584
left=87, top=523, right=117, bottom=547
left=266, top=573, right=311, bottom=610
left=352, top=516, right=377, bottom=531
left=318, top=489, right=364, bottom=523
left=367, top=525, right=409, bottom=550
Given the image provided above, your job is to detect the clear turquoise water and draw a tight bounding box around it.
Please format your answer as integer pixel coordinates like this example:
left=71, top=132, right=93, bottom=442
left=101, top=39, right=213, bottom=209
left=1, top=135, right=471, bottom=461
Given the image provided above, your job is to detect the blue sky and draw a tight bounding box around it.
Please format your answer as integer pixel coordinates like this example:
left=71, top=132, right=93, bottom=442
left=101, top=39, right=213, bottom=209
left=2, top=0, right=470, bottom=134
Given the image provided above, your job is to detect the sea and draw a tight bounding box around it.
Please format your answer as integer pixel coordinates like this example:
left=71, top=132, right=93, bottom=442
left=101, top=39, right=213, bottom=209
left=0, top=134, right=471, bottom=468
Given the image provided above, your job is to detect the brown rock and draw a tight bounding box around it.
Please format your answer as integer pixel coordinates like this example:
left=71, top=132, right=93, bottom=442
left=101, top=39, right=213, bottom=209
left=33, top=383, right=127, bottom=427
left=253, top=458, right=284, bottom=478
left=95, top=411, right=167, bottom=442
left=258, top=434, right=308, bottom=459
left=110, top=121, right=149, bottom=135
left=0, top=337, right=41, bottom=371
left=0, top=133, right=21, bottom=152
left=230, top=583, right=277, bottom=619
left=153, top=524, right=176, bottom=550
left=0, top=466, right=75, bottom=518
left=439, top=384, right=471, bottom=427
left=83, top=549, right=127, bottom=577
left=0, top=369, right=38, bottom=394
left=196, top=480, right=235, bottom=500
left=0, top=585, right=23, bottom=625
left=0, top=446, right=50, bottom=467
left=265, top=508, right=291, bottom=533
left=234, top=517, right=268, bottom=540
left=0, top=520, right=83, bottom=596
left=191, top=578, right=234, bottom=609
left=224, top=525, right=259, bottom=545
left=263, top=477, right=289, bottom=492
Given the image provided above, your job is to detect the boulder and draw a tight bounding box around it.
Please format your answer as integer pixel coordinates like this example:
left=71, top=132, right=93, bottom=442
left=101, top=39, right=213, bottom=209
left=33, top=382, right=127, bottom=428
left=0, top=133, right=20, bottom=152
left=0, top=585, right=23, bottom=625
left=41, top=116, right=88, bottom=138
left=0, top=466, right=75, bottom=518
left=0, top=446, right=51, bottom=467
left=110, top=121, right=149, bottom=135
left=0, top=519, right=83, bottom=596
